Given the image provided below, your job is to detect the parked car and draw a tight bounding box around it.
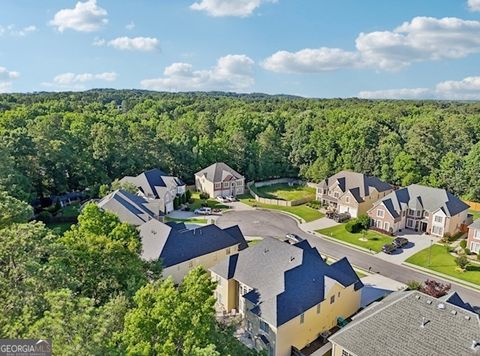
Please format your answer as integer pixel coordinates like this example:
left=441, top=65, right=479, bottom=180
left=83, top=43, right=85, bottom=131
left=334, top=212, right=350, bottom=223
left=393, top=237, right=408, bottom=248
left=226, top=195, right=237, bottom=202
left=382, top=243, right=397, bottom=254
left=285, top=233, right=303, bottom=243
left=216, top=196, right=226, bottom=203
left=194, top=207, right=212, bottom=215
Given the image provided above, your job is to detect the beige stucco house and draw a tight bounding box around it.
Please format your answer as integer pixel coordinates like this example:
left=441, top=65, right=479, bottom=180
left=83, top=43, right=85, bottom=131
left=316, top=171, right=393, bottom=218
left=367, top=184, right=470, bottom=237
left=195, top=162, right=245, bottom=198
left=210, top=237, right=363, bottom=356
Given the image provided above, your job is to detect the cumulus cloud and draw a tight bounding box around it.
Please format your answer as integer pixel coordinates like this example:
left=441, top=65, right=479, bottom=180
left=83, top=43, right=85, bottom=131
left=0, top=66, right=20, bottom=93
left=140, top=54, right=255, bottom=91
left=263, top=16, right=480, bottom=72
left=358, top=88, right=431, bottom=99
left=0, top=25, right=36, bottom=37
left=190, top=0, right=276, bottom=17
left=468, top=0, right=480, bottom=11
left=358, top=75, right=480, bottom=100
left=94, top=36, right=159, bottom=51
left=49, top=0, right=108, bottom=32
left=42, top=71, right=116, bottom=90
left=263, top=47, right=360, bottom=73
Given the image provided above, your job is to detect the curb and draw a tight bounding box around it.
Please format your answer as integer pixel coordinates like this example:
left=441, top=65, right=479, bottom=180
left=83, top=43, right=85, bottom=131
left=402, top=262, right=480, bottom=292
left=311, top=231, right=376, bottom=255
left=254, top=207, right=306, bottom=224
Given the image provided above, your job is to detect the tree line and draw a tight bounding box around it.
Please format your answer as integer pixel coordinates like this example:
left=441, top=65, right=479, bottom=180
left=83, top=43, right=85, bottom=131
left=1, top=89, right=479, bottom=202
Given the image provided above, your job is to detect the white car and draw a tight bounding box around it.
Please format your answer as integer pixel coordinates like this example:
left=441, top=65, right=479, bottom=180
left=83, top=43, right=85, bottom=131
left=226, top=195, right=236, bottom=202
left=194, top=207, right=212, bottom=215
left=216, top=196, right=226, bottom=203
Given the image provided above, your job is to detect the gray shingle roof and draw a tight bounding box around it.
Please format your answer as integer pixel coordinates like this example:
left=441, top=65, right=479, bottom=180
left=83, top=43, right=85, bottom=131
left=374, top=184, right=470, bottom=218
left=195, top=162, right=243, bottom=183
left=318, top=171, right=392, bottom=203
left=139, top=221, right=247, bottom=267
left=329, top=290, right=480, bottom=356
left=210, top=237, right=362, bottom=327
left=121, top=168, right=184, bottom=200
left=97, top=189, right=156, bottom=226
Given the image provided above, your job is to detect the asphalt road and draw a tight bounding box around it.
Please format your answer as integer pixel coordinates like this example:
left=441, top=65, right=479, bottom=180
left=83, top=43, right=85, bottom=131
left=217, top=209, right=480, bottom=307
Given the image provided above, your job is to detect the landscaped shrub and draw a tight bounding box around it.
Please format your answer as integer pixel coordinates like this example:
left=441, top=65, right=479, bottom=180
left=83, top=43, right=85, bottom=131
left=37, top=210, right=52, bottom=223
left=455, top=255, right=469, bottom=270
left=345, top=220, right=361, bottom=233
left=477, top=253, right=480, bottom=261
left=465, top=248, right=471, bottom=255
left=173, top=196, right=180, bottom=210
left=199, top=192, right=209, bottom=200
left=306, top=200, right=321, bottom=209
left=460, top=240, right=467, bottom=249
left=406, top=280, right=422, bottom=291
left=185, top=190, right=192, bottom=201
left=356, top=215, right=370, bottom=230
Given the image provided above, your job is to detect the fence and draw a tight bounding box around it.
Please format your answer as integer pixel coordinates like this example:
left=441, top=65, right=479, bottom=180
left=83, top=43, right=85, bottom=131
left=247, top=179, right=314, bottom=207
left=464, top=200, right=480, bottom=211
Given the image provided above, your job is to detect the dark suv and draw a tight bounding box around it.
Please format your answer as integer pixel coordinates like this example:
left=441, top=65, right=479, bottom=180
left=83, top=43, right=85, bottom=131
left=382, top=243, right=397, bottom=254
left=393, top=237, right=408, bottom=248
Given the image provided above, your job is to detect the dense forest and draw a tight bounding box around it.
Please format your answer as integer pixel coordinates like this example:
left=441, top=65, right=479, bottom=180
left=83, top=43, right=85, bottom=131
left=1, top=89, right=480, bottom=202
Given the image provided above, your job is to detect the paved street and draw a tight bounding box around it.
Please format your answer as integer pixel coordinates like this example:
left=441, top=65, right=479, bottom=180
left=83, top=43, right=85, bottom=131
left=217, top=209, right=480, bottom=306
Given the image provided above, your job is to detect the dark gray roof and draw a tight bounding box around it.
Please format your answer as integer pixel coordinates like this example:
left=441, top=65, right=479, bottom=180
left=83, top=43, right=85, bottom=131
left=195, top=162, right=243, bottom=183
left=440, top=291, right=477, bottom=314
left=374, top=184, right=470, bottom=218
left=210, top=237, right=362, bottom=327
left=139, top=221, right=247, bottom=267
left=329, top=291, right=480, bottom=356
left=318, top=171, right=392, bottom=203
left=98, top=189, right=156, bottom=225
left=121, top=168, right=185, bottom=200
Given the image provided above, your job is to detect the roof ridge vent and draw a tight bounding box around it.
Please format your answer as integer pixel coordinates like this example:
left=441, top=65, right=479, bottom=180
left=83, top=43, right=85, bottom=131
left=426, top=300, right=432, bottom=305
left=264, top=248, right=269, bottom=254
left=465, top=315, right=472, bottom=321
left=437, top=303, right=445, bottom=310
left=451, top=310, right=457, bottom=315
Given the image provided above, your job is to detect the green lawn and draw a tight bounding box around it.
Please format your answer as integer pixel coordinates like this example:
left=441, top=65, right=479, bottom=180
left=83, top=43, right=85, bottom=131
left=470, top=209, right=480, bottom=221
left=316, top=224, right=393, bottom=253
left=188, top=192, right=229, bottom=210
left=406, top=244, right=480, bottom=286
left=57, top=203, right=81, bottom=217
left=47, top=222, right=74, bottom=235
left=239, top=196, right=324, bottom=222
left=254, top=183, right=316, bottom=201
left=164, top=216, right=208, bottom=224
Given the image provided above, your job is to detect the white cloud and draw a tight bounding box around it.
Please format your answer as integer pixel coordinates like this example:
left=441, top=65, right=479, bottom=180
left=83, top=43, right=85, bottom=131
left=358, top=75, right=480, bottom=100
left=95, top=36, right=159, bottom=51
left=263, top=47, right=360, bottom=73
left=126, top=21, right=135, bottom=30
left=358, top=88, right=431, bottom=99
left=435, top=76, right=480, bottom=99
left=264, top=16, right=480, bottom=73
left=140, top=54, right=255, bottom=91
left=0, top=66, right=20, bottom=93
left=0, top=24, right=37, bottom=36
left=52, top=72, right=116, bottom=85
left=190, top=0, right=276, bottom=17
left=468, top=0, right=480, bottom=11
left=49, top=0, right=108, bottom=32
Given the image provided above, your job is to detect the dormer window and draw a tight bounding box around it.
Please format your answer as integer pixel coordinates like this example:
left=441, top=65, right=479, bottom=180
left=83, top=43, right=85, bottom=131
left=334, top=192, right=339, bottom=198
left=377, top=209, right=384, bottom=218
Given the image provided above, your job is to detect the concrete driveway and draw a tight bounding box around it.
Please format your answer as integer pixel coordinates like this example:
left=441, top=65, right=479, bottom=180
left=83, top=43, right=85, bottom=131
left=299, top=217, right=339, bottom=234
left=376, top=231, right=439, bottom=264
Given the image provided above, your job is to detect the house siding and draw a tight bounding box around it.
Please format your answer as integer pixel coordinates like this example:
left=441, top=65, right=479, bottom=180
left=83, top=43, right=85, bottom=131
left=467, top=226, right=480, bottom=254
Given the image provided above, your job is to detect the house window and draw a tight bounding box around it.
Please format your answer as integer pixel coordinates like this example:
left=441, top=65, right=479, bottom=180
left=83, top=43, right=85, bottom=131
left=259, top=320, right=269, bottom=333
left=475, top=229, right=480, bottom=239
left=316, top=304, right=321, bottom=314
left=434, top=216, right=443, bottom=223
left=384, top=222, right=390, bottom=231
left=345, top=196, right=350, bottom=203
left=407, top=219, right=414, bottom=228
left=471, top=242, right=480, bottom=254
left=424, top=211, right=429, bottom=218
left=338, top=291, right=341, bottom=298
left=226, top=248, right=231, bottom=255
left=416, top=210, right=422, bottom=217
left=237, top=180, right=243, bottom=186
left=342, top=350, right=354, bottom=356
left=432, top=225, right=443, bottom=236
left=300, top=313, right=305, bottom=324
left=408, top=209, right=415, bottom=216
left=402, top=210, right=406, bottom=217
left=375, top=220, right=381, bottom=228
left=223, top=182, right=229, bottom=188
left=330, top=295, right=335, bottom=304
left=334, top=192, right=339, bottom=198
left=214, top=183, right=221, bottom=189
left=376, top=209, right=384, bottom=218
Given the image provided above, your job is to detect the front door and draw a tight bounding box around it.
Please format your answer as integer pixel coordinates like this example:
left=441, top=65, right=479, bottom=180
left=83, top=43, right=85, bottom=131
left=421, top=222, right=427, bottom=232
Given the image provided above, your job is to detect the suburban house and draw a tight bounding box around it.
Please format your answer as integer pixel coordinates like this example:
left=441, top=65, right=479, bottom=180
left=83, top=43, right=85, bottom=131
left=316, top=171, right=393, bottom=218
left=329, top=290, right=480, bottom=356
left=120, top=168, right=186, bottom=214
left=97, top=189, right=161, bottom=226
left=367, top=184, right=470, bottom=237
left=195, top=162, right=245, bottom=198
left=139, top=219, right=247, bottom=284
left=210, top=237, right=363, bottom=356
left=467, top=219, right=480, bottom=254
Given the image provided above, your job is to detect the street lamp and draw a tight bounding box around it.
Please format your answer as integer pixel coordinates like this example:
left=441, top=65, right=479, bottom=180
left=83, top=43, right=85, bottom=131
left=428, top=239, right=433, bottom=266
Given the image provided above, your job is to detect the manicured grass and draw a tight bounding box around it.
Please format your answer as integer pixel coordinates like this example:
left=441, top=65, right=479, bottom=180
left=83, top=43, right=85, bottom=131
left=164, top=217, right=208, bottom=224
left=470, top=209, right=480, bottom=221
left=254, top=183, right=316, bottom=201
left=239, top=196, right=324, bottom=222
left=188, top=192, right=229, bottom=210
left=57, top=203, right=81, bottom=217
left=316, top=224, right=393, bottom=253
left=406, top=244, right=480, bottom=286
left=47, top=222, right=74, bottom=235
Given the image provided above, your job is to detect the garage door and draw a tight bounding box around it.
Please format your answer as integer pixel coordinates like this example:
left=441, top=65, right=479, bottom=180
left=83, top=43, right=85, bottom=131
left=339, top=205, right=357, bottom=218
left=165, top=201, right=174, bottom=213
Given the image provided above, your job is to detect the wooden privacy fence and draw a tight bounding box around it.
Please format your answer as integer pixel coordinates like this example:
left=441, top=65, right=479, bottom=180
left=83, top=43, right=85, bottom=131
left=247, top=179, right=314, bottom=207
left=464, top=200, right=480, bottom=211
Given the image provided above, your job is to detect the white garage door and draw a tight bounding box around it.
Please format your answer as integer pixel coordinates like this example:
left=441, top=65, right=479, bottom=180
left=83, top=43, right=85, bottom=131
left=339, top=205, right=358, bottom=218
left=165, top=201, right=174, bottom=213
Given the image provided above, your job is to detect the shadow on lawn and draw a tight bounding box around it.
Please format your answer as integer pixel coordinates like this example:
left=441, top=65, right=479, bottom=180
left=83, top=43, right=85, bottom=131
left=466, top=265, right=480, bottom=272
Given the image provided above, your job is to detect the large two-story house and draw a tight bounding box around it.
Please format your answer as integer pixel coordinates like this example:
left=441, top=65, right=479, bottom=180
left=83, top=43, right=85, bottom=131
left=120, top=168, right=186, bottom=214
left=467, top=219, right=480, bottom=254
left=210, top=237, right=363, bottom=356
left=316, top=171, right=394, bottom=218
left=367, top=184, right=470, bottom=237
left=195, top=162, right=245, bottom=198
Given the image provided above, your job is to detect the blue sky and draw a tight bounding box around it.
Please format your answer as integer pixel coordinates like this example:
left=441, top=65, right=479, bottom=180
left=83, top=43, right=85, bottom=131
left=1, top=0, right=480, bottom=98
